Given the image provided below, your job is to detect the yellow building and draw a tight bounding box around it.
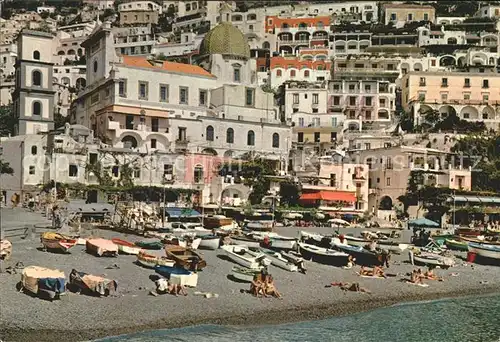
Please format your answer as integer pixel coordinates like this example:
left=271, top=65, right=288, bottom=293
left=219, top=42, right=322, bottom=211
left=383, top=4, right=435, bottom=27
left=401, top=71, right=500, bottom=130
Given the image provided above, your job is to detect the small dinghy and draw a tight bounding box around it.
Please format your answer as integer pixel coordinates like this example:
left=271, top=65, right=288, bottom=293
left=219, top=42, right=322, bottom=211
left=298, top=242, right=349, bottom=267
left=230, top=266, right=261, bottom=283
left=250, top=248, right=298, bottom=272
left=377, top=240, right=410, bottom=254
left=251, top=232, right=297, bottom=250
left=155, top=265, right=198, bottom=287
left=111, top=238, right=143, bottom=255
left=230, top=235, right=261, bottom=248
left=20, top=266, right=65, bottom=300
left=468, top=242, right=500, bottom=260
left=41, top=232, right=77, bottom=253
left=220, top=244, right=269, bottom=269
left=69, top=269, right=117, bottom=296
left=136, top=250, right=175, bottom=268
left=86, top=238, right=118, bottom=257
left=198, top=235, right=221, bottom=250
left=165, top=245, right=207, bottom=271
left=0, top=239, right=12, bottom=260
left=445, top=238, right=468, bottom=251
left=135, top=239, right=164, bottom=250
left=409, top=251, right=454, bottom=268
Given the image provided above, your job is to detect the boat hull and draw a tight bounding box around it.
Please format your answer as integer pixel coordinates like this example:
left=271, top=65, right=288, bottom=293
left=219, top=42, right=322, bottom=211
left=256, top=248, right=298, bottom=272
left=231, top=267, right=260, bottom=282
left=165, top=245, right=207, bottom=271
left=468, top=243, right=500, bottom=260
left=111, top=239, right=143, bottom=255
left=41, top=232, right=77, bottom=253
left=69, top=270, right=117, bottom=296
left=21, top=266, right=65, bottom=299
left=136, top=251, right=175, bottom=268
left=230, top=236, right=261, bottom=249
left=155, top=265, right=198, bottom=287
left=377, top=241, right=410, bottom=254
left=199, top=236, right=220, bottom=250
left=203, top=217, right=233, bottom=229
left=86, top=239, right=118, bottom=257
left=409, top=251, right=454, bottom=267
left=298, top=242, right=349, bottom=267
left=221, top=245, right=266, bottom=269
left=445, top=239, right=468, bottom=251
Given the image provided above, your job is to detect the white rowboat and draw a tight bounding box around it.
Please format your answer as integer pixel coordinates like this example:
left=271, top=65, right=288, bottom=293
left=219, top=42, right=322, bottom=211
left=220, top=245, right=270, bottom=269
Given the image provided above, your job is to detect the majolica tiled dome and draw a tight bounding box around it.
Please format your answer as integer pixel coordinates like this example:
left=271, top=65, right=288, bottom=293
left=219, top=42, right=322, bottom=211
left=199, top=22, right=250, bottom=59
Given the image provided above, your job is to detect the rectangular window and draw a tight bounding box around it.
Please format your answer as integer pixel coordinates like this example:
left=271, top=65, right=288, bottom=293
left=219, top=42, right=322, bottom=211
left=331, top=117, right=337, bottom=126
left=379, top=98, right=386, bottom=107
left=330, top=174, right=337, bottom=187
left=112, top=166, right=119, bottom=177
left=245, top=88, right=254, bottom=106
left=89, top=153, right=98, bottom=164
left=408, top=13, right=413, bottom=21
left=349, top=97, right=356, bottom=106
left=441, top=78, right=448, bottom=87
left=386, top=177, right=391, bottom=186
left=483, top=94, right=489, bottom=102
left=431, top=59, right=436, bottom=66
left=333, top=96, right=340, bottom=105
left=312, top=93, right=319, bottom=104
left=293, top=93, right=299, bottom=104
left=69, top=164, right=78, bottom=177
left=297, top=132, right=304, bottom=143
left=418, top=92, right=426, bottom=101
left=365, top=143, right=371, bottom=150
left=424, top=13, right=429, bottom=21
left=390, top=13, right=396, bottom=20
left=151, top=139, right=157, bottom=148
left=138, top=81, right=148, bottom=100
left=199, top=89, right=207, bottom=106
left=126, top=115, right=134, bottom=129
left=364, top=84, right=371, bottom=92
left=134, top=168, right=141, bottom=178
left=313, top=117, right=320, bottom=127
left=29, top=165, right=35, bottom=175
left=464, top=78, right=470, bottom=87
left=330, top=132, right=337, bottom=141
left=159, top=84, right=169, bottom=102
left=419, top=77, right=426, bottom=86
left=463, top=93, right=470, bottom=100
left=365, top=97, right=372, bottom=106
left=233, top=68, right=241, bottom=82
left=178, top=127, right=187, bottom=141
left=179, top=87, right=189, bottom=104
left=441, top=93, right=448, bottom=102
left=298, top=117, right=304, bottom=127
left=386, top=157, right=393, bottom=169
left=314, top=132, right=320, bottom=142
left=151, top=117, right=159, bottom=132
left=483, top=79, right=489, bottom=88
left=163, top=164, right=173, bottom=179
left=91, top=93, right=100, bottom=104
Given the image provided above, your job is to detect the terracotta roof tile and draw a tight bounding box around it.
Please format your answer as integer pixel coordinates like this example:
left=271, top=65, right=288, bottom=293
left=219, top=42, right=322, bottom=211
left=121, top=55, right=215, bottom=78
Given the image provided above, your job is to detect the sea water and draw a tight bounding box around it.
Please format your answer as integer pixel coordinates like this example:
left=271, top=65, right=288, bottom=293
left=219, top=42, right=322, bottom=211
left=98, top=294, right=500, bottom=342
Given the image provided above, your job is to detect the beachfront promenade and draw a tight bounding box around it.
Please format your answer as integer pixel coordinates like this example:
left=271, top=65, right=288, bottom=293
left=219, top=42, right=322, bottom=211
left=1, top=208, right=500, bottom=342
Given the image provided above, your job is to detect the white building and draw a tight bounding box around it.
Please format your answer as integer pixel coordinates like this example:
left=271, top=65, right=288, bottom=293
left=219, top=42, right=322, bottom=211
left=83, top=0, right=115, bottom=10
left=113, top=26, right=157, bottom=56
left=269, top=53, right=331, bottom=88
left=118, top=1, right=162, bottom=14
left=151, top=32, right=204, bottom=57
left=37, top=6, right=56, bottom=14
left=477, top=4, right=500, bottom=18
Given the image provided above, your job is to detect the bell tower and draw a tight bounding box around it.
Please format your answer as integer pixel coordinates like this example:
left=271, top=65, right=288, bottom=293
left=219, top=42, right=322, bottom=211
left=12, top=30, right=55, bottom=135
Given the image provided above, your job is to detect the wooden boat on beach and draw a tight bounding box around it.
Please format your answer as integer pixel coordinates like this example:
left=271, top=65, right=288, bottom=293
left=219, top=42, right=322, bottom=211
left=163, top=236, right=202, bottom=250
left=160, top=222, right=212, bottom=237
left=136, top=250, right=175, bottom=268
left=445, top=238, right=468, bottom=251
left=111, top=238, right=143, bottom=255
left=21, top=266, right=65, bottom=300
left=198, top=235, right=220, bottom=250
left=203, top=215, right=233, bottom=229
left=280, top=250, right=304, bottom=265
left=69, top=269, right=117, bottom=296
left=244, top=220, right=274, bottom=232
left=467, top=242, right=500, bottom=261
left=377, top=240, right=410, bottom=254
left=251, top=232, right=297, bottom=250
left=230, top=266, right=261, bottom=282
left=135, top=239, right=164, bottom=250
left=41, top=232, right=77, bottom=253
left=460, top=236, right=500, bottom=246
left=86, top=238, right=118, bottom=257
left=298, top=242, right=349, bottom=266
left=251, top=248, right=298, bottom=272
left=155, top=265, right=199, bottom=287
left=220, top=244, right=269, bottom=269
left=164, top=245, right=207, bottom=271
left=343, top=235, right=371, bottom=248
left=409, top=251, right=454, bottom=268
left=230, top=235, right=261, bottom=248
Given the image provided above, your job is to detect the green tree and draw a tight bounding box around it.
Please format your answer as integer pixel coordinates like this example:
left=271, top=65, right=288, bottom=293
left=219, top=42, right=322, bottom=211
left=0, top=105, right=16, bottom=137
left=279, top=181, right=300, bottom=206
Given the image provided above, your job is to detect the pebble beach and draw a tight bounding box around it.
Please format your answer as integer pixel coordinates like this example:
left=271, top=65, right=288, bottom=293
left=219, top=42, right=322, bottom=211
left=1, top=208, right=500, bottom=342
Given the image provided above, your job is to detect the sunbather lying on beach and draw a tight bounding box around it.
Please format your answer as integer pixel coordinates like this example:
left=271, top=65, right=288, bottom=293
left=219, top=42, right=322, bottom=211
left=331, top=282, right=371, bottom=294
left=409, top=270, right=424, bottom=285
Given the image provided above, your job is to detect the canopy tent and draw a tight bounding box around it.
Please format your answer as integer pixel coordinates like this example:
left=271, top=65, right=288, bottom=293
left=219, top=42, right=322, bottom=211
left=448, top=196, right=500, bottom=204
left=299, top=191, right=356, bottom=203
left=408, top=218, right=440, bottom=228
left=164, top=207, right=201, bottom=218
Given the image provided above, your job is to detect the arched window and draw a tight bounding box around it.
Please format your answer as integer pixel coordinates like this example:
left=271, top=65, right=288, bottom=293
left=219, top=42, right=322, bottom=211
left=262, top=41, right=270, bottom=49
left=226, top=128, right=234, bottom=143
left=206, top=125, right=214, bottom=141
left=32, top=70, right=42, bottom=86
left=290, top=69, right=296, bottom=77
left=276, top=69, right=282, bottom=77
left=272, top=133, right=279, bottom=148
left=31, top=146, right=37, bottom=155
left=33, top=50, right=40, bottom=60
left=32, top=101, right=42, bottom=116
left=247, top=130, right=255, bottom=146
left=304, top=70, right=310, bottom=77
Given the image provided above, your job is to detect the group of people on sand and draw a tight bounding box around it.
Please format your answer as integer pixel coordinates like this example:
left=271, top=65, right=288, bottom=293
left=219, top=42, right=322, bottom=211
left=359, top=265, right=386, bottom=278
left=153, top=278, right=188, bottom=297
left=409, top=266, right=443, bottom=284
left=250, top=269, right=282, bottom=299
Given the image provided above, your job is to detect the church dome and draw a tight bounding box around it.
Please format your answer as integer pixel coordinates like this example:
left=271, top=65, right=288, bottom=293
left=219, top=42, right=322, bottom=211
left=198, top=22, right=250, bottom=59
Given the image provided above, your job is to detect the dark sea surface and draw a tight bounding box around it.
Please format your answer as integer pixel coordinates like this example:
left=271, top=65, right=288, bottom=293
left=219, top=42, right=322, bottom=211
left=97, top=294, right=500, bottom=342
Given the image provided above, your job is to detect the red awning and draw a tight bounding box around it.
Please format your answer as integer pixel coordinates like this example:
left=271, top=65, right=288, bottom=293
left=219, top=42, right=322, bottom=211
left=299, top=191, right=356, bottom=203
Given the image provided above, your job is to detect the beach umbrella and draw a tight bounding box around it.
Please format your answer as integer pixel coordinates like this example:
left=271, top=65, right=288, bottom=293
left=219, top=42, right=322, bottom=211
left=408, top=218, right=440, bottom=228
